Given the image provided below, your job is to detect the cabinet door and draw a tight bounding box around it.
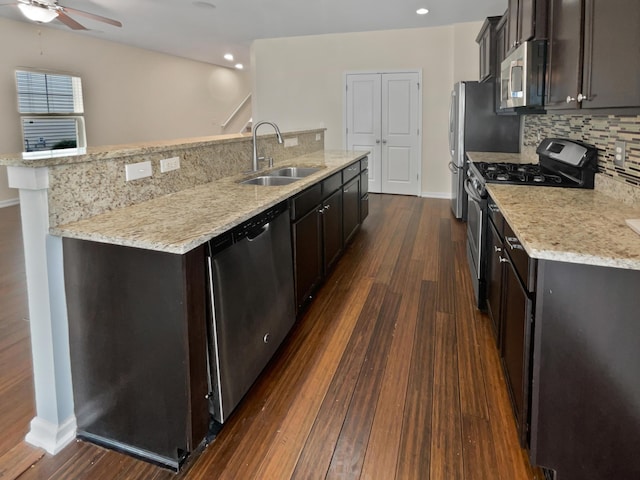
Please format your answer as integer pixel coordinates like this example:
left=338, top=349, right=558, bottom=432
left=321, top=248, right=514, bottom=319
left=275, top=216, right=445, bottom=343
left=545, top=0, right=583, bottom=109
left=343, top=176, right=360, bottom=245
left=501, top=257, right=533, bottom=446
left=292, top=208, right=322, bottom=310
left=518, top=0, right=536, bottom=43
left=322, top=188, right=343, bottom=273
left=581, top=0, right=640, bottom=108
left=486, top=221, right=504, bottom=344
left=507, top=0, right=519, bottom=52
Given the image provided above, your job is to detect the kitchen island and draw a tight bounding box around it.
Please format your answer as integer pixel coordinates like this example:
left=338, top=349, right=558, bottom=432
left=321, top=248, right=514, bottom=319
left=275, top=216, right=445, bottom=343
left=469, top=159, right=640, bottom=479
left=0, top=128, right=367, bottom=465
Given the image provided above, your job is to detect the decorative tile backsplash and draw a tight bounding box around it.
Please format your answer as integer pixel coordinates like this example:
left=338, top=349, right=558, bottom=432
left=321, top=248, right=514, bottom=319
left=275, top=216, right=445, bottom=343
left=523, top=114, right=640, bottom=187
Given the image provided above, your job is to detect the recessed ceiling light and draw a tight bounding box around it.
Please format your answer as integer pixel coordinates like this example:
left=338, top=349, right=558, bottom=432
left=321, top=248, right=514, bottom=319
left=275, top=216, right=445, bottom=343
left=416, top=8, right=429, bottom=15
left=235, top=64, right=244, bottom=70
left=224, top=53, right=234, bottom=61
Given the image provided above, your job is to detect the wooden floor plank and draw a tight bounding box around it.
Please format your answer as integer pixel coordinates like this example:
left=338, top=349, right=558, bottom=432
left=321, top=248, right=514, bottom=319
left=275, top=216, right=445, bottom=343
left=0, top=442, right=44, bottom=480
left=325, top=289, right=401, bottom=479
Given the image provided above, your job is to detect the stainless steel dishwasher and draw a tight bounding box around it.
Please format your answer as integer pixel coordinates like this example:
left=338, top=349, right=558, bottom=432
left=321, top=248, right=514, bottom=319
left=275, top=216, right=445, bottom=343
left=206, top=201, right=295, bottom=424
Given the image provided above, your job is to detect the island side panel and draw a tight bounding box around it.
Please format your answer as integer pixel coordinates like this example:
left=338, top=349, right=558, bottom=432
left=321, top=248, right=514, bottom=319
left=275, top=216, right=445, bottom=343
left=63, top=238, right=209, bottom=469
left=530, top=260, right=640, bottom=479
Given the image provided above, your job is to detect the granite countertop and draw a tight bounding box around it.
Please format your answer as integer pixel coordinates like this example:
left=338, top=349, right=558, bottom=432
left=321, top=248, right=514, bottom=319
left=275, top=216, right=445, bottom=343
left=51, top=150, right=367, bottom=254
left=487, top=184, right=640, bottom=270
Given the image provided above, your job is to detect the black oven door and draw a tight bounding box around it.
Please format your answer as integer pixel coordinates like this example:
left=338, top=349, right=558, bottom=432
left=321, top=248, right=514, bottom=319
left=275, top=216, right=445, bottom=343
left=464, top=178, right=486, bottom=307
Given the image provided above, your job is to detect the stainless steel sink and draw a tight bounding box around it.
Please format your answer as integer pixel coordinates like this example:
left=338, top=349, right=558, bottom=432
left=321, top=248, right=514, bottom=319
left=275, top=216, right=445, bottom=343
left=240, top=176, right=299, bottom=186
left=268, top=167, right=322, bottom=178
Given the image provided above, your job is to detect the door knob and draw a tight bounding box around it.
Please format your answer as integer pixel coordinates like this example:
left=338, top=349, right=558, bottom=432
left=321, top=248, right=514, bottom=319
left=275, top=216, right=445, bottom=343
left=382, top=139, right=387, bottom=144
left=376, top=139, right=381, bottom=144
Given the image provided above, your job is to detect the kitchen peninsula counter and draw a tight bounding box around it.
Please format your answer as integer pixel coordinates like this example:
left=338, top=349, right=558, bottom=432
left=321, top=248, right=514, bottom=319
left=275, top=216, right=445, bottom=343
left=51, top=150, right=367, bottom=254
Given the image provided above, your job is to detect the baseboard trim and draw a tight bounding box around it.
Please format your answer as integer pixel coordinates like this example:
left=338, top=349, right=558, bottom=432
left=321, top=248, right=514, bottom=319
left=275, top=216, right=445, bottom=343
left=25, top=415, right=77, bottom=455
left=0, top=197, right=19, bottom=208
left=421, top=191, right=451, bottom=199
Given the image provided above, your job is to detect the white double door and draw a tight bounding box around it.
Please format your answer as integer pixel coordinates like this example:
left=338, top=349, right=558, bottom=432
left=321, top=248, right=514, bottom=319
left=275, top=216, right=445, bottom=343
left=345, top=71, right=421, bottom=195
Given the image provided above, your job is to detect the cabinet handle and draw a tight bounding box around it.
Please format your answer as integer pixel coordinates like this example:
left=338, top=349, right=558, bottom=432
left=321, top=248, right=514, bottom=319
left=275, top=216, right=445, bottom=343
left=566, top=96, right=576, bottom=103
left=505, top=236, right=524, bottom=251
left=324, top=204, right=331, bottom=211
left=577, top=93, right=588, bottom=102
left=499, top=256, right=510, bottom=264
left=318, top=206, right=326, bottom=214
left=494, top=246, right=502, bottom=253
left=488, top=204, right=500, bottom=213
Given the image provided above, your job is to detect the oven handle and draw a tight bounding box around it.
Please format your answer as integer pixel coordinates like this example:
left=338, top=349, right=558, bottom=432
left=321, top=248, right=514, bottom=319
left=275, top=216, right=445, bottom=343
left=448, top=161, right=458, bottom=174
left=463, top=179, right=483, bottom=203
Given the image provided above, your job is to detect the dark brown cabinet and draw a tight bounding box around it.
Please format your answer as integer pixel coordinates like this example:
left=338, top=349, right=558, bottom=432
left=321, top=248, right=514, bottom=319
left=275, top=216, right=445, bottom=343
left=506, top=0, right=547, bottom=54
left=63, top=240, right=210, bottom=470
left=485, top=197, right=535, bottom=447
left=476, top=16, right=501, bottom=82
left=342, top=176, right=360, bottom=245
left=546, top=0, right=640, bottom=110
left=290, top=159, right=368, bottom=313
left=486, top=218, right=504, bottom=342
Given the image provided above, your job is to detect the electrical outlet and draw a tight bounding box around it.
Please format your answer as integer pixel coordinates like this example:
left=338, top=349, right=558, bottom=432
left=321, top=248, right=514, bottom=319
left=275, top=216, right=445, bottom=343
left=284, top=137, right=298, bottom=148
left=316, top=133, right=321, bottom=141
left=125, top=161, right=152, bottom=181
left=614, top=141, right=626, bottom=167
left=160, top=156, right=180, bottom=173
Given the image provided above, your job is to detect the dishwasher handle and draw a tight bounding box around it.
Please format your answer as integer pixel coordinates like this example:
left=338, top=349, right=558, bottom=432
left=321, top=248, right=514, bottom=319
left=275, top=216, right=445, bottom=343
left=246, top=222, right=270, bottom=241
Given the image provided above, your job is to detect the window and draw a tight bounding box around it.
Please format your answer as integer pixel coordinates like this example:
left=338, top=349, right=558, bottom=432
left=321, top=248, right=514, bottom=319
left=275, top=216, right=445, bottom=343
left=15, top=70, right=87, bottom=158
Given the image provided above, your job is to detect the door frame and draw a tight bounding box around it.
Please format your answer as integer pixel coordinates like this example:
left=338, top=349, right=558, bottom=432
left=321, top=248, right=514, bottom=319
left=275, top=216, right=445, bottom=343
left=343, top=69, right=423, bottom=196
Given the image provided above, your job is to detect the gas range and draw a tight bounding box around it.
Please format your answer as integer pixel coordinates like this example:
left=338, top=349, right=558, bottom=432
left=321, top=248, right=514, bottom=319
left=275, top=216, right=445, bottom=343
left=467, top=138, right=599, bottom=197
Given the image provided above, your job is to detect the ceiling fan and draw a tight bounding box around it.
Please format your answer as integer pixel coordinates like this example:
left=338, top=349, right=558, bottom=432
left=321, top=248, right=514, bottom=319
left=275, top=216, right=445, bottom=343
left=0, top=0, right=122, bottom=30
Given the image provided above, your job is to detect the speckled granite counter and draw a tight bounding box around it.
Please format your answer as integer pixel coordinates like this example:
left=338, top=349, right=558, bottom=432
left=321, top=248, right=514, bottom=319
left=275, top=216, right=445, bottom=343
left=487, top=184, right=640, bottom=270
left=51, top=150, right=367, bottom=254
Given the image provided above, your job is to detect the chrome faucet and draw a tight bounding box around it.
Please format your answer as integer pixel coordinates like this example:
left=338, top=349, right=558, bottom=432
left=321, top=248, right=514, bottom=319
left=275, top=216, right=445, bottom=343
left=252, top=121, right=283, bottom=171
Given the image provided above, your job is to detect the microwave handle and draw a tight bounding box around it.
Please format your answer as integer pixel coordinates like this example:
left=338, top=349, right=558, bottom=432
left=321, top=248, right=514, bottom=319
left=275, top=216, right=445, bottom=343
left=508, top=61, right=515, bottom=99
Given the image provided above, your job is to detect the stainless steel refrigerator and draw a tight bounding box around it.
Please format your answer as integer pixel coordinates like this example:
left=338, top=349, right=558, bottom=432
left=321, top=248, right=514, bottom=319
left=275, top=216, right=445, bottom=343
left=448, top=81, right=521, bottom=220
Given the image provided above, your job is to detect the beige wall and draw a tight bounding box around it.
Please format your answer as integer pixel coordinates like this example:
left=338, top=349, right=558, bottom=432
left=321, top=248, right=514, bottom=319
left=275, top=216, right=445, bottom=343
left=0, top=17, right=251, bottom=203
left=252, top=21, right=482, bottom=197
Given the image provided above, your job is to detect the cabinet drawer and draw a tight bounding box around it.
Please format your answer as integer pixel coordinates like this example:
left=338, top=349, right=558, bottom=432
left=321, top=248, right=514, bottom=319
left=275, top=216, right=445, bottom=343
left=342, top=162, right=360, bottom=183
left=290, top=183, right=321, bottom=221
left=503, top=221, right=536, bottom=292
left=322, top=172, right=342, bottom=198
left=360, top=169, right=369, bottom=197
left=360, top=156, right=369, bottom=171
left=488, top=196, right=504, bottom=234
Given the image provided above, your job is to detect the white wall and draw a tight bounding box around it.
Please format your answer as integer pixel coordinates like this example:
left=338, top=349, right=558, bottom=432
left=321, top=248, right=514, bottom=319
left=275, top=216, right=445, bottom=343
left=252, top=21, right=482, bottom=197
left=0, top=17, right=251, bottom=203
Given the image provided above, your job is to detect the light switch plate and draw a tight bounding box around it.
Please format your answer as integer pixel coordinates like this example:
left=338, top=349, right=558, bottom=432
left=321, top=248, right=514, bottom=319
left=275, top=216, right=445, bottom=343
left=125, top=161, right=152, bottom=181
left=284, top=137, right=298, bottom=148
left=315, top=133, right=321, bottom=141
left=626, top=219, right=640, bottom=236
left=160, top=156, right=180, bottom=173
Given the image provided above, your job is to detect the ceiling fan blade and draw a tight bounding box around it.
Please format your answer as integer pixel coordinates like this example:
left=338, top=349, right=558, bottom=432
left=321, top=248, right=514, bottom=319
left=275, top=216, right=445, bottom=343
left=60, top=6, right=122, bottom=27
left=56, top=10, right=87, bottom=30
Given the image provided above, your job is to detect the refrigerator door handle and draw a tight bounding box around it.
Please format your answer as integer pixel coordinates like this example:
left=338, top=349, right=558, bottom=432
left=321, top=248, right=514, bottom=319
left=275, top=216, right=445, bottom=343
left=448, top=161, right=458, bottom=174
left=448, top=90, right=455, bottom=157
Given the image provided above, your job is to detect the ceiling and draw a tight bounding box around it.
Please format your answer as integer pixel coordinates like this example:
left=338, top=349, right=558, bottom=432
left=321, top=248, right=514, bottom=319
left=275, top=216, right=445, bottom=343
left=0, top=0, right=508, bottom=69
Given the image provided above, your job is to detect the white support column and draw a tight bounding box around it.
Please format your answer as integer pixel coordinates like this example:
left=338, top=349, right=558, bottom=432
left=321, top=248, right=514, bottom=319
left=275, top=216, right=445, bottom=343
left=7, top=166, right=76, bottom=455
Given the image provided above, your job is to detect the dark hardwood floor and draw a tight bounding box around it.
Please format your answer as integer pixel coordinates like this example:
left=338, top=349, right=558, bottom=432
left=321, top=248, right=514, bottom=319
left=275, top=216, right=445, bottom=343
left=0, top=195, right=540, bottom=479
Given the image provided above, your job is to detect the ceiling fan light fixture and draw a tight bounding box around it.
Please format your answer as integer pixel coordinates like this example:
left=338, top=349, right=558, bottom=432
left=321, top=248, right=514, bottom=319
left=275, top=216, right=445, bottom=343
left=18, top=3, right=59, bottom=23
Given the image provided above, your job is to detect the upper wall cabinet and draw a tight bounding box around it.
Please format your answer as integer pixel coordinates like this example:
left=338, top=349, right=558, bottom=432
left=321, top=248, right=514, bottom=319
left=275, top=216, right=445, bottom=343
left=545, top=0, right=640, bottom=110
left=476, top=16, right=501, bottom=83
left=506, top=0, right=548, bottom=54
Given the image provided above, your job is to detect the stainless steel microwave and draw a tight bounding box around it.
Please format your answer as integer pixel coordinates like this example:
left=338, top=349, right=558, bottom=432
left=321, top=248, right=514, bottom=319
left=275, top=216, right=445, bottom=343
left=500, top=40, right=546, bottom=109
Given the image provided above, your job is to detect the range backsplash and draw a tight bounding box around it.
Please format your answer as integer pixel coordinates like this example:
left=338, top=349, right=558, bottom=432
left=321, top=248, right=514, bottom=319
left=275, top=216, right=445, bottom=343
left=523, top=114, right=640, bottom=188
